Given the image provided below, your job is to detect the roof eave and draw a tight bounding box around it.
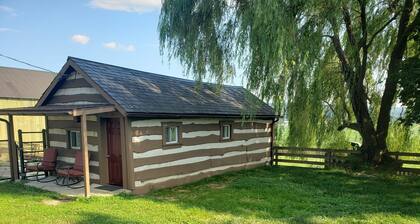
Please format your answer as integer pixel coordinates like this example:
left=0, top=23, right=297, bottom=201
left=126, top=112, right=278, bottom=119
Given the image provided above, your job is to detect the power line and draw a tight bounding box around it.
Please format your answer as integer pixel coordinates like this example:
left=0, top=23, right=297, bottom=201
left=0, top=53, right=55, bottom=73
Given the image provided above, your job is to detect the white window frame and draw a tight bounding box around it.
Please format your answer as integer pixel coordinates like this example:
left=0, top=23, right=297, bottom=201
left=165, top=126, right=179, bottom=144
left=69, top=130, right=81, bottom=149
left=222, top=124, right=231, bottom=140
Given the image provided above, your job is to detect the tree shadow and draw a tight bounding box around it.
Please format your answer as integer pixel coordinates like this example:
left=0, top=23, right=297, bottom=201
left=145, top=166, right=420, bottom=222
left=76, top=212, right=144, bottom=224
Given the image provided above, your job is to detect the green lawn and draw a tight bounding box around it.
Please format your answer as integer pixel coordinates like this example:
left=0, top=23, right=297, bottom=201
left=0, top=167, right=419, bottom=224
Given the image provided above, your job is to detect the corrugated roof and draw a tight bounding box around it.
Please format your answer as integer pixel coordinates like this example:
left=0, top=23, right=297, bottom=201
left=0, top=67, right=55, bottom=99
left=68, top=57, right=275, bottom=117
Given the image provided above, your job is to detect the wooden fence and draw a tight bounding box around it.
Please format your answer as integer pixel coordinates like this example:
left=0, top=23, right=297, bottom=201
left=387, top=152, right=420, bottom=175
left=272, top=146, right=420, bottom=175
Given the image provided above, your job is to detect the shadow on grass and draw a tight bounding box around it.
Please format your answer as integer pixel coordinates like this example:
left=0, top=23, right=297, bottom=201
left=0, top=181, right=67, bottom=200
left=145, top=166, right=420, bottom=222
left=75, top=212, right=144, bottom=224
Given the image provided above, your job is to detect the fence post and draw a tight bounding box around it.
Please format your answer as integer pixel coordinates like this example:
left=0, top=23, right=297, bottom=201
left=17, top=129, right=25, bottom=179
left=275, top=147, right=279, bottom=166
left=270, top=146, right=273, bottom=166
left=325, top=151, right=332, bottom=169
left=42, top=129, right=47, bottom=149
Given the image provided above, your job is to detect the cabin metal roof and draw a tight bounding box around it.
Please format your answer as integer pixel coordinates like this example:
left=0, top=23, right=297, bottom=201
left=42, top=57, right=275, bottom=118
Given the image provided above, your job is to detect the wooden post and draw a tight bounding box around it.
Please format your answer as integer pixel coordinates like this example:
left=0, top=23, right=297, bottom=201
left=81, top=114, right=90, bottom=197
left=44, top=115, right=49, bottom=148
left=275, top=147, right=279, bottom=166
left=8, top=115, right=19, bottom=180
left=42, top=129, right=47, bottom=149
left=17, top=129, right=25, bottom=179
left=325, top=151, right=332, bottom=169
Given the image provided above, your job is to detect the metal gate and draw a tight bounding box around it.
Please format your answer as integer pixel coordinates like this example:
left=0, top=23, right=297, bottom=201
left=17, top=129, right=47, bottom=179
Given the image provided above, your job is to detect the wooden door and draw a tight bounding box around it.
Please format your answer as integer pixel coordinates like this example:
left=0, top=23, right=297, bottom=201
left=106, top=118, right=123, bottom=186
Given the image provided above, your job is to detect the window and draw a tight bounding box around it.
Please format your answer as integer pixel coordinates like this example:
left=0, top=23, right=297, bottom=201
left=69, top=130, right=81, bottom=149
left=165, top=126, right=179, bottom=144
left=222, top=124, right=231, bottom=140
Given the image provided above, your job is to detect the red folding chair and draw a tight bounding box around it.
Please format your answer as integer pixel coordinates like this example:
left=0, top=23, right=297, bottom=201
left=56, top=150, right=86, bottom=188
left=26, top=148, right=57, bottom=182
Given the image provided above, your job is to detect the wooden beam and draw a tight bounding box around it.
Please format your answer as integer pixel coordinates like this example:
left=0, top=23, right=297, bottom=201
left=7, top=115, right=19, bottom=180
left=81, top=114, right=91, bottom=197
left=71, top=106, right=115, bottom=117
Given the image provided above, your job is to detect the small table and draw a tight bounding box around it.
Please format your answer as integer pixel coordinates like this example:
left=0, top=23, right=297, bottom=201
left=56, top=165, right=83, bottom=187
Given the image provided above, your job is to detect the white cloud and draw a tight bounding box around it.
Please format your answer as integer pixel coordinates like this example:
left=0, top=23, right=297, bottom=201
left=103, top=41, right=136, bottom=52
left=71, top=34, right=90, bottom=45
left=104, top=41, right=118, bottom=49
left=90, top=0, right=161, bottom=13
left=125, top=44, right=136, bottom=52
left=0, top=5, right=17, bottom=16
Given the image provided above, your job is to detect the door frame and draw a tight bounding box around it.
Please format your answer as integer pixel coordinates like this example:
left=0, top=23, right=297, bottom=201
left=98, top=113, right=129, bottom=189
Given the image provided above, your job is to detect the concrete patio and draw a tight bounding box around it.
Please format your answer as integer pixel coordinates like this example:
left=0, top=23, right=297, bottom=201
left=23, top=176, right=130, bottom=197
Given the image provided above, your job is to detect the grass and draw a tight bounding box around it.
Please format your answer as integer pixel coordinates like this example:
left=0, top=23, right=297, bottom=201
left=0, top=166, right=419, bottom=224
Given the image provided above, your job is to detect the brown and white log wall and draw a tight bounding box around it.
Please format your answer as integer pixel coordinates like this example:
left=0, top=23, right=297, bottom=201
left=130, top=118, right=272, bottom=194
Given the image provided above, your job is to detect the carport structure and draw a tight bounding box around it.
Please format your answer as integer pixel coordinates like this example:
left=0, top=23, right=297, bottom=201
left=0, top=105, right=115, bottom=197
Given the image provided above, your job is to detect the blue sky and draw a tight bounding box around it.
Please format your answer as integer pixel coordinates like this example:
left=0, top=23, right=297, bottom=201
left=0, top=0, right=242, bottom=85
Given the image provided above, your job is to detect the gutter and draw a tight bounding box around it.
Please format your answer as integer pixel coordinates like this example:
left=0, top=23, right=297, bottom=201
left=270, top=117, right=280, bottom=166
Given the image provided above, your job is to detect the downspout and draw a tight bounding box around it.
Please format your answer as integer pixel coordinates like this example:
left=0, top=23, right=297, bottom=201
left=0, top=118, right=18, bottom=180
left=270, top=117, right=279, bottom=166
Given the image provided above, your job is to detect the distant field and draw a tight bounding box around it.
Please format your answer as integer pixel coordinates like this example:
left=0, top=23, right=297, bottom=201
left=275, top=122, right=420, bottom=153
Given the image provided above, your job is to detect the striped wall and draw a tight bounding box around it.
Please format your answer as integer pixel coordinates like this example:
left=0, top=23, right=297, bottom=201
left=45, top=72, right=108, bottom=106
left=47, top=115, right=101, bottom=181
left=130, top=118, right=272, bottom=194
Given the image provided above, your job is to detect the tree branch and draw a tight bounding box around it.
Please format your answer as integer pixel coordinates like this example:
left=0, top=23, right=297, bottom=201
left=358, top=0, right=368, bottom=83
left=404, top=8, right=420, bottom=37
left=358, top=0, right=368, bottom=49
left=322, top=34, right=334, bottom=39
left=341, top=97, right=352, bottom=121
left=323, top=100, right=337, bottom=116
left=330, top=33, right=353, bottom=83
left=342, top=6, right=357, bottom=46
left=366, top=13, right=399, bottom=48
left=331, top=35, right=348, bottom=67
left=337, top=122, right=361, bottom=132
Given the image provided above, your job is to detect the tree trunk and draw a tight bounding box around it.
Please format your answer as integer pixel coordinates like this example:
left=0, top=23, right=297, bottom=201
left=376, top=0, right=415, bottom=156
left=349, top=83, right=382, bottom=163
left=332, top=0, right=417, bottom=165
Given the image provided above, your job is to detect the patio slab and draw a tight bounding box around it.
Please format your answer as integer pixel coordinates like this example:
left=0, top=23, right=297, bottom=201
left=23, top=177, right=130, bottom=197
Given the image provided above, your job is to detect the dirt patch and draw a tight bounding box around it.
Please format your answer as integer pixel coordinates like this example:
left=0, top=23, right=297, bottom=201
left=207, top=183, right=226, bottom=189
left=175, top=189, right=191, bottom=193
left=41, top=198, right=73, bottom=206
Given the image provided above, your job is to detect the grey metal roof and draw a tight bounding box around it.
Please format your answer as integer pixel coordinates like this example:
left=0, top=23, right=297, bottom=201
left=0, top=67, right=55, bottom=99
left=69, top=57, right=275, bottom=118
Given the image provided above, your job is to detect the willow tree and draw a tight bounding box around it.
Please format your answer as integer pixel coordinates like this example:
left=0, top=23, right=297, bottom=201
left=158, top=0, right=420, bottom=164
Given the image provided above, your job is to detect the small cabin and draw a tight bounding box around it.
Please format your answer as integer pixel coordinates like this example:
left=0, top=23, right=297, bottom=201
left=0, top=57, right=275, bottom=194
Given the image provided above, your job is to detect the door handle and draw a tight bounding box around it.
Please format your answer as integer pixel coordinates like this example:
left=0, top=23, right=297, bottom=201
left=106, top=155, right=110, bottom=158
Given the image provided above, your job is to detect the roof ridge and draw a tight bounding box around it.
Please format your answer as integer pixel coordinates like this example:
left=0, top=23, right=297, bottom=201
left=67, top=56, right=243, bottom=88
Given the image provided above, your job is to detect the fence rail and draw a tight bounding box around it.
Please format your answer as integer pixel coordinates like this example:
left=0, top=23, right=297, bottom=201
left=386, top=152, right=420, bottom=175
left=272, top=146, right=420, bottom=175
left=272, top=146, right=359, bottom=168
